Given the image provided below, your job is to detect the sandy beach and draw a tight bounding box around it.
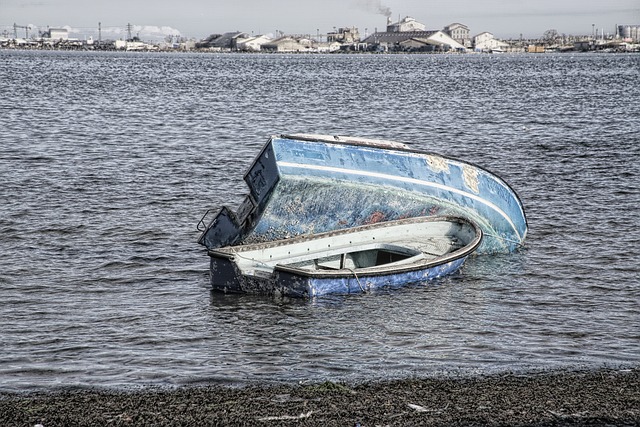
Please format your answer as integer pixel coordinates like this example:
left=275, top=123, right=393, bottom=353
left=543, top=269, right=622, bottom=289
left=1, top=368, right=638, bottom=426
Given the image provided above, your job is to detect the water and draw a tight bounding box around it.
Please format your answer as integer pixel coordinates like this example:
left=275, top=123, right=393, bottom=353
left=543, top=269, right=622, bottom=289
left=1, top=50, right=638, bottom=392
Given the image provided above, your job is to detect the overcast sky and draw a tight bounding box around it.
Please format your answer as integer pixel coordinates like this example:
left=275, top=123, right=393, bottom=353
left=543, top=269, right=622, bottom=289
left=2, top=0, right=638, bottom=41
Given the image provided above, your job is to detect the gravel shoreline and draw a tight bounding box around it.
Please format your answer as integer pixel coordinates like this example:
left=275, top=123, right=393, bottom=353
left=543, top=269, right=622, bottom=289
left=1, top=368, right=638, bottom=426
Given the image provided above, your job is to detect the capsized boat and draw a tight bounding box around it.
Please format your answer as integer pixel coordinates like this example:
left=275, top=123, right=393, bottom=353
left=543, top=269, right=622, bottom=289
left=198, top=134, right=527, bottom=254
left=208, top=215, right=482, bottom=298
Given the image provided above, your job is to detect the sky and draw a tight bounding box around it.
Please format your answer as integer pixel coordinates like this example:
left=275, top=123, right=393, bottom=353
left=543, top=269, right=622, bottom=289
left=2, top=0, right=639, bottom=41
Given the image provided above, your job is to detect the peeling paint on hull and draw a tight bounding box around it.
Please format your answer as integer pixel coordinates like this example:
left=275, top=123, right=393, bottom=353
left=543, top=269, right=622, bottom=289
left=198, top=134, right=527, bottom=255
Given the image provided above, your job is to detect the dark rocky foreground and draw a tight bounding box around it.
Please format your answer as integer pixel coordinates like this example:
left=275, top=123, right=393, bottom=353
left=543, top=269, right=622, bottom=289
left=1, top=368, right=638, bottom=426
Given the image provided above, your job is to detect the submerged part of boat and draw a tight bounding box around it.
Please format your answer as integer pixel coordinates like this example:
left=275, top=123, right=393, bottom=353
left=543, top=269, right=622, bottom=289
left=198, top=134, right=527, bottom=254
left=208, top=215, right=482, bottom=298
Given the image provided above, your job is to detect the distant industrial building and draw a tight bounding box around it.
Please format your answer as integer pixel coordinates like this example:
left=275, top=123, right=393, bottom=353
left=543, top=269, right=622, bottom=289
left=327, top=27, right=360, bottom=44
left=196, top=32, right=249, bottom=50
left=362, top=16, right=466, bottom=52
left=444, top=23, right=471, bottom=48
left=46, top=28, right=68, bottom=41
left=236, top=35, right=273, bottom=52
left=617, top=24, right=639, bottom=41
left=473, top=32, right=509, bottom=52
left=261, top=36, right=313, bottom=52
left=386, top=16, right=425, bottom=32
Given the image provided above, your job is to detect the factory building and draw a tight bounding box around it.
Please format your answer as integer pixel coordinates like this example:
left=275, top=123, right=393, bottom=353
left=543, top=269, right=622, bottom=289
left=444, top=23, right=471, bottom=48
left=261, top=37, right=313, bottom=52
left=473, top=32, right=509, bottom=52
left=46, top=28, right=69, bottom=41
left=617, top=24, right=640, bottom=41
left=386, top=16, right=426, bottom=32
left=362, top=17, right=467, bottom=52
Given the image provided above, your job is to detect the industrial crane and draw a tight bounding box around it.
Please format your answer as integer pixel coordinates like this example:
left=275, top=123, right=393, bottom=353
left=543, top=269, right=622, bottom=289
left=13, top=23, right=31, bottom=39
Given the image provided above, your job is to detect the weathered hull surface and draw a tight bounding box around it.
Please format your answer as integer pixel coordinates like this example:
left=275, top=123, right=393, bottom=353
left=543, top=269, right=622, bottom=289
left=198, top=134, right=527, bottom=254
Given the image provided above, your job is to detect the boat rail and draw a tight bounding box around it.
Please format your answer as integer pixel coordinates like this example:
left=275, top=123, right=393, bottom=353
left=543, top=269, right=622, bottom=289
left=196, top=208, right=220, bottom=233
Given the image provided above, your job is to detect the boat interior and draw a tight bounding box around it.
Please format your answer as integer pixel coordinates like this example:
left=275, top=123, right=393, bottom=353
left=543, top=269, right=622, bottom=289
left=209, top=216, right=479, bottom=277
left=281, top=244, right=424, bottom=271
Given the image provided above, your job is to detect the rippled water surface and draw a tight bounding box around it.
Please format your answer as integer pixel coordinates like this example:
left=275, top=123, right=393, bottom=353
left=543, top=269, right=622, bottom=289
left=1, top=50, right=638, bottom=392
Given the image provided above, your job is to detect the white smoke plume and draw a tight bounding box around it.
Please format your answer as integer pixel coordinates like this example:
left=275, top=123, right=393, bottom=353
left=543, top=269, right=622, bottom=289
left=129, top=25, right=182, bottom=41
left=353, top=0, right=392, bottom=18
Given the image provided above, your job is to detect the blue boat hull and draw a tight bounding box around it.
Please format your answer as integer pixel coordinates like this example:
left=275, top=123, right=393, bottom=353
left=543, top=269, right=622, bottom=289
left=199, top=134, right=527, bottom=254
left=210, top=255, right=467, bottom=298
left=276, top=257, right=467, bottom=298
